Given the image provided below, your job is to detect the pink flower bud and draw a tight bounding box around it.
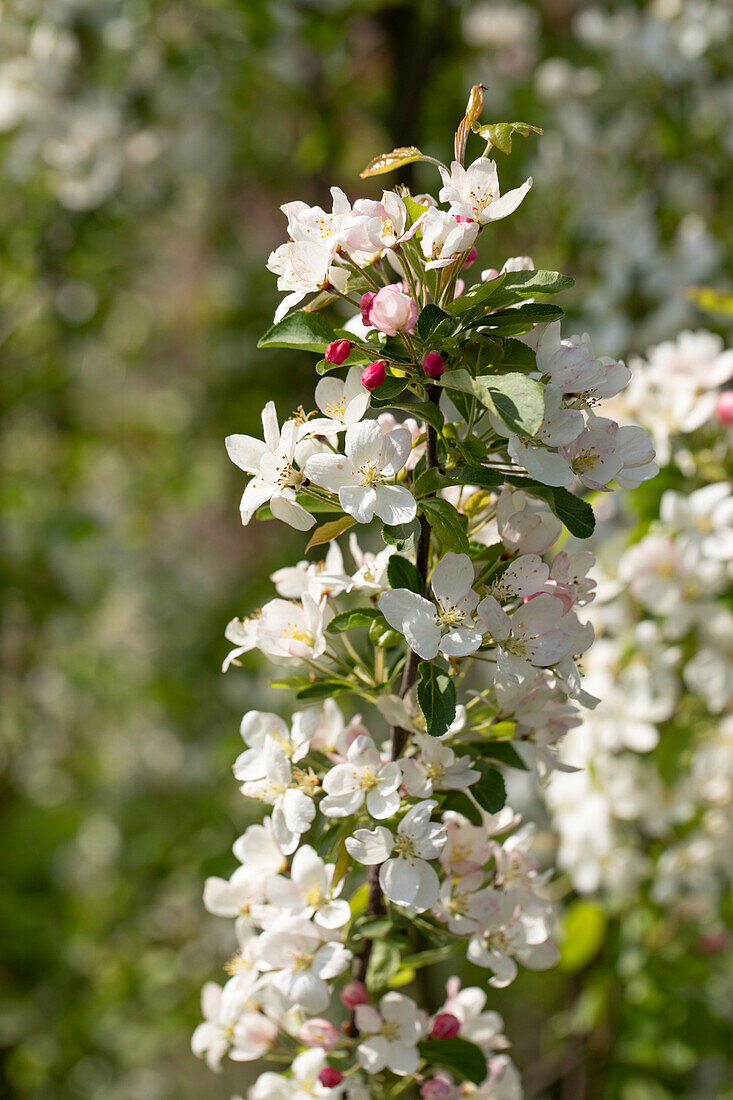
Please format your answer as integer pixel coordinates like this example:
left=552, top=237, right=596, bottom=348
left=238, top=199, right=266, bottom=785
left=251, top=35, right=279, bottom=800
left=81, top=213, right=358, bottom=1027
left=340, top=980, right=369, bottom=1008
left=429, top=1012, right=461, bottom=1039
left=318, top=1067, right=345, bottom=1088
left=462, top=246, right=478, bottom=270
left=369, top=285, right=418, bottom=336
left=298, top=1018, right=340, bottom=1050
left=360, top=291, right=376, bottom=326
left=421, top=1080, right=458, bottom=1099
left=716, top=390, right=733, bottom=426
left=454, top=215, right=475, bottom=223
left=361, top=360, right=386, bottom=391
left=422, top=351, right=445, bottom=378
left=325, top=338, right=353, bottom=365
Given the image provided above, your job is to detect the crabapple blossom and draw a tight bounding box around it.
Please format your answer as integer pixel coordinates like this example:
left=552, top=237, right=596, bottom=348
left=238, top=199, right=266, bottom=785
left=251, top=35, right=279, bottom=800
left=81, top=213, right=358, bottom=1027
left=226, top=402, right=314, bottom=530
left=439, top=157, right=532, bottom=224
left=354, top=992, right=427, bottom=1075
left=379, top=551, right=483, bottom=659
left=320, top=734, right=401, bottom=820
left=360, top=359, right=386, bottom=391
left=306, top=365, right=371, bottom=436
left=419, top=207, right=479, bottom=269
left=305, top=420, right=417, bottom=525
left=400, top=733, right=480, bottom=797
left=365, top=285, right=418, bottom=336
left=346, top=799, right=446, bottom=912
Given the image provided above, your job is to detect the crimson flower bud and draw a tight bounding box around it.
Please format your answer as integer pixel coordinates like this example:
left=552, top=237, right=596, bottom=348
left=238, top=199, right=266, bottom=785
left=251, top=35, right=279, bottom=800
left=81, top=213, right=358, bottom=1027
left=462, top=246, right=478, bottom=270
left=360, top=291, right=376, bottom=326
left=454, top=215, right=475, bottom=223
left=340, top=980, right=369, bottom=1008
left=422, top=351, right=445, bottom=378
left=716, top=390, right=733, bottom=426
left=429, top=1012, right=461, bottom=1039
left=318, top=1067, right=344, bottom=1088
left=325, top=338, right=353, bottom=365
left=361, top=360, right=386, bottom=391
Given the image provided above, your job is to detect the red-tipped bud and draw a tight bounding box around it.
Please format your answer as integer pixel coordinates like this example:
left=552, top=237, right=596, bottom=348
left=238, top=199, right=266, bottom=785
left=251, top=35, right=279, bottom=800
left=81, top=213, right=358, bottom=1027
left=422, top=351, right=445, bottom=378
left=361, top=360, right=386, bottom=391
left=340, top=980, right=369, bottom=1008
left=716, top=390, right=733, bottom=426
left=429, top=1012, right=461, bottom=1039
left=318, top=1067, right=344, bottom=1088
left=360, top=291, right=376, bottom=326
left=325, top=338, right=353, bottom=365
left=462, top=246, right=478, bottom=270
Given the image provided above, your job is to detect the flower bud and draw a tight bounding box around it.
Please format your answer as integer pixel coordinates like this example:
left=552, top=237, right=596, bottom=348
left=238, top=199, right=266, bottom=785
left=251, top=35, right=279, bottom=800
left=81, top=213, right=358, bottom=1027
left=361, top=360, right=386, bottom=391
left=421, top=1080, right=458, bottom=1099
left=298, top=1018, right=340, bottom=1050
left=454, top=215, right=475, bottom=224
left=698, top=928, right=726, bottom=955
left=422, top=351, right=445, bottom=378
left=429, top=1012, right=461, bottom=1039
left=340, top=980, right=370, bottom=1008
left=318, top=1067, right=345, bottom=1088
left=360, top=291, right=376, bottom=326
left=462, top=246, right=478, bottom=270
left=716, top=390, right=733, bottom=426
left=369, top=285, right=418, bottom=336
left=325, top=338, right=353, bottom=365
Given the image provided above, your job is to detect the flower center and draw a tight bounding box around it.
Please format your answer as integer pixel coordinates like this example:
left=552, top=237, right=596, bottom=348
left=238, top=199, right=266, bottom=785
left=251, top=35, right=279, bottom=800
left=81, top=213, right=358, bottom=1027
left=393, top=834, right=416, bottom=857
left=284, top=624, right=314, bottom=645
left=290, top=949, right=314, bottom=971
left=358, top=767, right=379, bottom=790
left=357, top=461, right=383, bottom=487
left=324, top=398, right=346, bottom=418
left=425, top=762, right=446, bottom=782
left=570, top=449, right=598, bottom=474
left=434, top=601, right=465, bottom=627
left=305, top=884, right=324, bottom=907
left=380, top=1020, right=400, bottom=1041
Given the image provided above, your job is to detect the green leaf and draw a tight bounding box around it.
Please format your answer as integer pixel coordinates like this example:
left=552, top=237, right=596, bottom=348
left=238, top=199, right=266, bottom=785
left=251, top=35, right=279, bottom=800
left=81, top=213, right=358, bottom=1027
left=558, top=900, right=607, bottom=973
left=394, top=399, right=445, bottom=433
left=472, top=120, right=543, bottom=155
left=441, top=369, right=545, bottom=437
left=417, top=1039, right=488, bottom=1086
left=361, top=146, right=428, bottom=178
left=366, top=939, right=402, bottom=991
left=296, top=681, right=350, bottom=701
left=327, top=607, right=383, bottom=634
left=480, top=302, right=564, bottom=336
left=471, top=759, right=507, bottom=813
left=450, top=464, right=504, bottom=490
left=305, top=514, right=356, bottom=550
left=449, top=269, right=574, bottom=316
left=417, top=662, right=457, bottom=738
left=368, top=377, right=410, bottom=406
left=417, top=303, right=452, bottom=340
left=387, top=555, right=424, bottom=595
left=383, top=521, right=418, bottom=552
left=420, top=497, right=470, bottom=554
left=504, top=475, right=596, bottom=539
left=258, top=309, right=336, bottom=352
left=440, top=790, right=482, bottom=825
left=478, top=742, right=528, bottom=770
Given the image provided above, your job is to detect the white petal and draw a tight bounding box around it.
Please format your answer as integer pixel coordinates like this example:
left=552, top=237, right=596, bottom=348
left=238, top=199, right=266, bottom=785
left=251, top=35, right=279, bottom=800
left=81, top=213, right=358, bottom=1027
left=373, top=483, right=418, bottom=524
left=431, top=552, right=474, bottom=603
left=345, top=826, right=394, bottom=865
left=225, top=434, right=268, bottom=474
left=340, top=484, right=377, bottom=523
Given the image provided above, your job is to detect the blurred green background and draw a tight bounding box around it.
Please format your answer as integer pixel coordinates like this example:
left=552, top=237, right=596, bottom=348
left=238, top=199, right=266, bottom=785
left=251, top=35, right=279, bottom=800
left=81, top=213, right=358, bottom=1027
left=0, top=1, right=730, bottom=1098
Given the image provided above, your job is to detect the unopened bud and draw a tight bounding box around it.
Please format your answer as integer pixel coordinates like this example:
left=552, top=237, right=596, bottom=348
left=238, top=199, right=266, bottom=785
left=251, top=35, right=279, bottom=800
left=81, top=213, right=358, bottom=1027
left=716, top=390, right=733, bottom=426
left=698, top=928, right=726, bottom=955
left=340, top=980, right=369, bottom=1008
left=360, top=291, right=376, bottom=326
left=318, top=1067, right=344, bottom=1088
left=421, top=1080, right=458, bottom=1099
left=361, top=360, right=386, bottom=391
left=422, top=351, right=445, bottom=378
left=462, top=246, right=478, bottom=270
left=299, top=1018, right=339, bottom=1050
left=429, top=1012, right=461, bottom=1039
left=455, top=215, right=475, bottom=224
left=325, top=338, right=353, bottom=365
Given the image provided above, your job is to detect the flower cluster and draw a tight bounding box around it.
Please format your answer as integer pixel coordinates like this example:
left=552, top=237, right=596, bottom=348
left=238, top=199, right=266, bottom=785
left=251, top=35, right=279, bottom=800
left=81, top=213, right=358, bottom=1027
left=193, top=90, right=659, bottom=1098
